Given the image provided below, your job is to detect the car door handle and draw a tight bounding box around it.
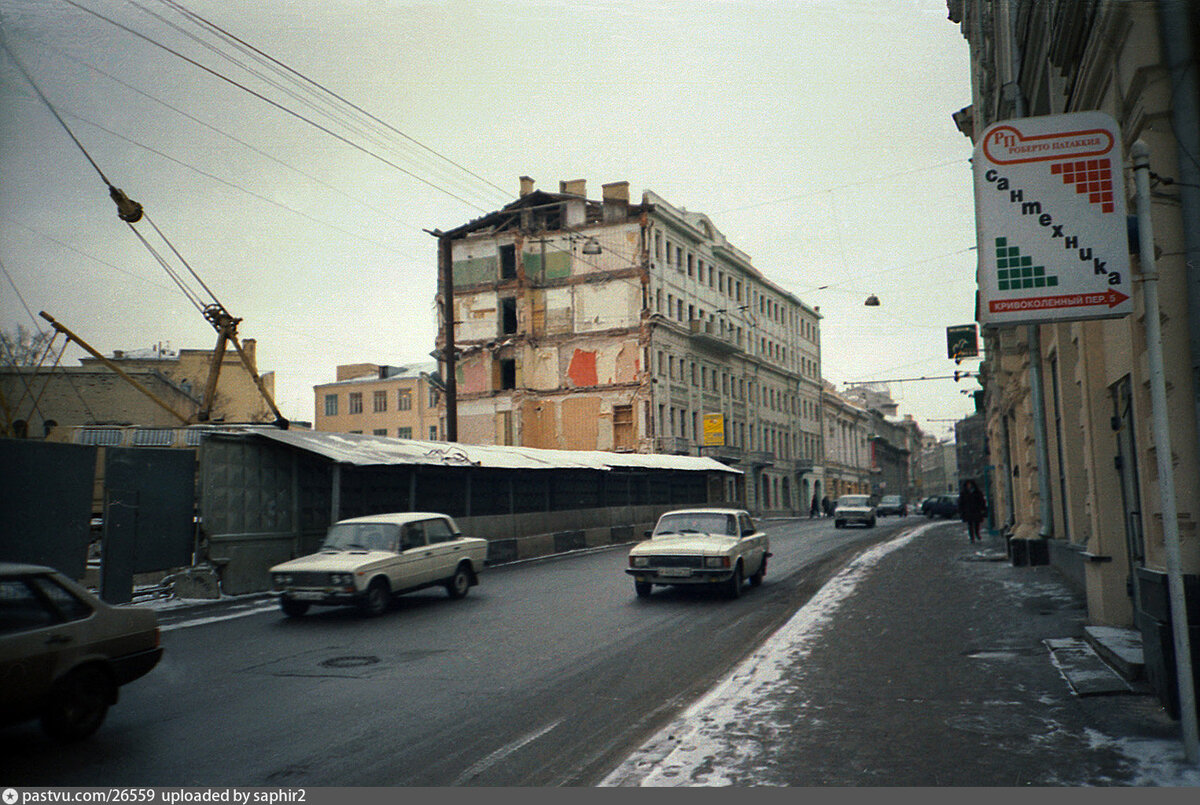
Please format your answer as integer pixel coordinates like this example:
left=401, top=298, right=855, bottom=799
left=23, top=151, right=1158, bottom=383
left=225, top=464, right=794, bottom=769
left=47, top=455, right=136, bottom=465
left=44, top=634, right=71, bottom=645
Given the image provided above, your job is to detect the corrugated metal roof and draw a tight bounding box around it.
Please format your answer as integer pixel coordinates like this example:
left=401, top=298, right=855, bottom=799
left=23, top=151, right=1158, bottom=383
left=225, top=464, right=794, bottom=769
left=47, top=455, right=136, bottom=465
left=215, top=428, right=742, bottom=474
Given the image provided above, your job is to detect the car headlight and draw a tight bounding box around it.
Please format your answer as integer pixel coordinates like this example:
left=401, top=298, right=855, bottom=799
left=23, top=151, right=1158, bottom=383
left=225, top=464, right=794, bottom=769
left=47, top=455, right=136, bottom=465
left=705, top=556, right=731, bottom=568
left=273, top=574, right=292, bottom=586
left=630, top=556, right=649, bottom=568
left=330, top=573, right=354, bottom=586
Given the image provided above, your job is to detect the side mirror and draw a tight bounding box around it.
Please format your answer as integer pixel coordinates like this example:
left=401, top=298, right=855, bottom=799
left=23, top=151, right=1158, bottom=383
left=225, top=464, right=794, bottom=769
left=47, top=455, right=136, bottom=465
left=742, top=528, right=755, bottom=537
left=644, top=530, right=653, bottom=538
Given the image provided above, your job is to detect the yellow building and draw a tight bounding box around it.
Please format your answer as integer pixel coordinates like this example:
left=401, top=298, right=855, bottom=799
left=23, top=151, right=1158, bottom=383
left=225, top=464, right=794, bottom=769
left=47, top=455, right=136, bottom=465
left=314, top=363, right=442, bottom=440
left=1, top=339, right=277, bottom=435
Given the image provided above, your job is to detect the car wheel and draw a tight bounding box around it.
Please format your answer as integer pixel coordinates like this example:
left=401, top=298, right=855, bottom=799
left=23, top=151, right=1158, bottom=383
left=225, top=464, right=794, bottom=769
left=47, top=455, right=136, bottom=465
left=749, top=554, right=767, bottom=587
left=724, top=563, right=743, bottom=600
left=634, top=580, right=653, bottom=598
left=446, top=563, right=472, bottom=599
left=280, top=597, right=309, bottom=618
left=359, top=579, right=390, bottom=617
left=835, top=520, right=843, bottom=529
left=41, top=665, right=113, bottom=742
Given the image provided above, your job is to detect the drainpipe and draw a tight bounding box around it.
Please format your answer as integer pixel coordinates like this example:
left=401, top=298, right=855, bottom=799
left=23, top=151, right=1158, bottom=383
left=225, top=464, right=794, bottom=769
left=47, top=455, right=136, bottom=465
left=1157, top=0, right=1200, bottom=477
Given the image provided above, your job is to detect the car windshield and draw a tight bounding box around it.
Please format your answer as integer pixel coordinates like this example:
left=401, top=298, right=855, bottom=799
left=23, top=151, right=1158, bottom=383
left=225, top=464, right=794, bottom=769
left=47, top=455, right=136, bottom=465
left=321, top=522, right=401, bottom=552
left=653, top=512, right=738, bottom=537
left=837, top=495, right=870, bottom=507
left=881, top=495, right=901, bottom=504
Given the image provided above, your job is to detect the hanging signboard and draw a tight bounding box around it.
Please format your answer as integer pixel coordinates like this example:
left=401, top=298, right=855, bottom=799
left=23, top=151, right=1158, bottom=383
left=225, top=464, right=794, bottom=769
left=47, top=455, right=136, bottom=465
left=947, top=324, right=978, bottom=360
left=973, top=112, right=1131, bottom=326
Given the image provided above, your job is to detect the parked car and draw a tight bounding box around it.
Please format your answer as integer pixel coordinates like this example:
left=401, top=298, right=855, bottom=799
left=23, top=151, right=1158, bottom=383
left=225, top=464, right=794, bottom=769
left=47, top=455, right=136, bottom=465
left=0, top=563, right=163, bottom=741
left=626, top=508, right=770, bottom=599
left=924, top=494, right=961, bottom=519
left=877, top=494, right=907, bottom=516
left=834, top=494, right=877, bottom=528
left=269, top=512, right=488, bottom=617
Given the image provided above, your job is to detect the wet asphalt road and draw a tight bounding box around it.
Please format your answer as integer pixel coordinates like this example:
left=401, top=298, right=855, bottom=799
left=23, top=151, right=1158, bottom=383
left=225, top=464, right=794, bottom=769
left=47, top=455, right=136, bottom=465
left=0, top=515, right=920, bottom=786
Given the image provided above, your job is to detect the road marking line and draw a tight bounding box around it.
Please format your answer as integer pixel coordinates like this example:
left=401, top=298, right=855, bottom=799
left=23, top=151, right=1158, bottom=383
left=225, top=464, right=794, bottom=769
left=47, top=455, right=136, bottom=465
left=452, top=719, right=562, bottom=785
left=160, top=602, right=279, bottom=632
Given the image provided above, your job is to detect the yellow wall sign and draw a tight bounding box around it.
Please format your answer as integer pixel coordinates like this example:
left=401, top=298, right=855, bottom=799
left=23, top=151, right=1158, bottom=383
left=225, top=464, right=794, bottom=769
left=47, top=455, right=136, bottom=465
left=703, top=413, right=725, bottom=446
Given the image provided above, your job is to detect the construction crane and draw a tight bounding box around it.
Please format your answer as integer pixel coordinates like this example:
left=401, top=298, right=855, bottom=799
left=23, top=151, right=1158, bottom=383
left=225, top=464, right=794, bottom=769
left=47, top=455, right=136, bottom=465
left=38, top=311, right=286, bottom=428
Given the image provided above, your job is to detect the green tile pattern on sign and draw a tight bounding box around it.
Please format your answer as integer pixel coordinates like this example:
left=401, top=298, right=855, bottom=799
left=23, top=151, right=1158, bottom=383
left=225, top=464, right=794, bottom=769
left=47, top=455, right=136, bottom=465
left=994, top=237, right=1058, bottom=291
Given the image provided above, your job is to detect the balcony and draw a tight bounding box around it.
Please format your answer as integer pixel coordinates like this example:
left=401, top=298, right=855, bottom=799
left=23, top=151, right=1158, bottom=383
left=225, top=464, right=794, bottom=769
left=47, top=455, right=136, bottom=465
left=743, top=450, right=776, bottom=467
left=653, top=436, right=693, bottom=456
left=700, top=444, right=743, bottom=463
left=688, top=319, right=740, bottom=354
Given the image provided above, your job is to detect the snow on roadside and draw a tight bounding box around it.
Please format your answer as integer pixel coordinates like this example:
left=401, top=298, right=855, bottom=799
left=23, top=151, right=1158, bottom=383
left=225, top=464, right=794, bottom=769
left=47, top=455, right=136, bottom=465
left=599, top=523, right=930, bottom=787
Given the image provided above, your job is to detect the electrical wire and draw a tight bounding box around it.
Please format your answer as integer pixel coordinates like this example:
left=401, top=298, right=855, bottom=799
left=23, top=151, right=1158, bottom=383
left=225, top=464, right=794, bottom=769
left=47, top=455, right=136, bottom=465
left=151, top=0, right=511, bottom=203
left=15, top=30, right=448, bottom=230
left=58, top=0, right=493, bottom=213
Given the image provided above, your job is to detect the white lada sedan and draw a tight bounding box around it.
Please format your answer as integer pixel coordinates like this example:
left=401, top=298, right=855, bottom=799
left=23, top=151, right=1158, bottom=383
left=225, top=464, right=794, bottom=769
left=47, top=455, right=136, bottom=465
left=269, top=512, right=488, bottom=617
left=626, top=508, right=770, bottom=599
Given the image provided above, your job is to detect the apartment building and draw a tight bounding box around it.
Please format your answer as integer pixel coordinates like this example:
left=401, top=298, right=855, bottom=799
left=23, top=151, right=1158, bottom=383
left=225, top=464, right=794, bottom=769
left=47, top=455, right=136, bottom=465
left=950, top=0, right=1200, bottom=717
left=821, top=381, right=873, bottom=498
left=314, top=363, right=441, bottom=440
left=435, top=178, right=822, bottom=513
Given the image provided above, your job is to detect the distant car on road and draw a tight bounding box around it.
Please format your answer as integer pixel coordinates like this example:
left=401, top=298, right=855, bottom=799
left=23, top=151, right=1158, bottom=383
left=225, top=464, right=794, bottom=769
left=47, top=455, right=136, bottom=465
left=877, top=495, right=907, bottom=516
left=834, top=494, right=877, bottom=528
left=626, top=508, right=770, bottom=599
left=923, top=494, right=961, bottom=519
left=270, top=512, right=488, bottom=617
left=0, top=563, right=163, bottom=741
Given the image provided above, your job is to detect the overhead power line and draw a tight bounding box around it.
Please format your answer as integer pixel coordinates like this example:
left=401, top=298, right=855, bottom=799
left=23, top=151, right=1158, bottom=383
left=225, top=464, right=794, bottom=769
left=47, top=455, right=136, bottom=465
left=151, top=0, right=511, bottom=202
left=58, top=0, right=494, bottom=212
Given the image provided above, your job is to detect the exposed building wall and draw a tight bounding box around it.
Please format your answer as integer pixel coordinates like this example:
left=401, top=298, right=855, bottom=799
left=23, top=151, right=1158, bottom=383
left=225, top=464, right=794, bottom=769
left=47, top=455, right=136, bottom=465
left=438, top=179, right=825, bottom=514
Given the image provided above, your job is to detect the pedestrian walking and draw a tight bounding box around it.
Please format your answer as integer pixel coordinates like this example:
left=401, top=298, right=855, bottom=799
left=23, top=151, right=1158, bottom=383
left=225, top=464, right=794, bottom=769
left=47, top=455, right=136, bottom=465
left=821, top=495, right=832, bottom=517
left=810, top=494, right=819, bottom=519
left=958, top=479, right=987, bottom=543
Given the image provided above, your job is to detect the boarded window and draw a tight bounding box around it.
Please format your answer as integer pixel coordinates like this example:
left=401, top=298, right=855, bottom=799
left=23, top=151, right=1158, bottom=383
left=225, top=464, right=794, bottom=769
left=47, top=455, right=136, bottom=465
left=613, top=404, right=634, bottom=452
left=500, top=359, right=516, bottom=390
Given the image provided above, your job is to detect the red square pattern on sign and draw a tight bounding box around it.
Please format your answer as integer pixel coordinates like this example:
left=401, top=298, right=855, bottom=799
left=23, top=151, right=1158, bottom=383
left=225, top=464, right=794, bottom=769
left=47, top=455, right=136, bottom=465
left=1050, top=159, right=1115, bottom=213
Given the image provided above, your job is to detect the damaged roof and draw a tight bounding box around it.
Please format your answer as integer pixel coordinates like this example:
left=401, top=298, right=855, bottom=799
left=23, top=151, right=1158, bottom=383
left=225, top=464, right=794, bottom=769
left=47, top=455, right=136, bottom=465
left=215, top=427, right=742, bottom=474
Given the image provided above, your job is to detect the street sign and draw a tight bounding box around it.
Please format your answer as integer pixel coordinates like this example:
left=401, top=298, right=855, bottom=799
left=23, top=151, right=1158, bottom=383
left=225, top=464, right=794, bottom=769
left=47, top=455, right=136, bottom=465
left=973, top=112, right=1131, bottom=326
left=702, top=413, right=725, bottom=446
left=947, top=324, right=978, bottom=360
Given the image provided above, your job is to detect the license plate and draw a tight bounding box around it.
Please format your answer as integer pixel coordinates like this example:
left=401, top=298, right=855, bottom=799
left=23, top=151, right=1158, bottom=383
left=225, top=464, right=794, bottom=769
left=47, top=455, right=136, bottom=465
left=658, top=568, right=693, bottom=578
left=291, top=591, right=326, bottom=601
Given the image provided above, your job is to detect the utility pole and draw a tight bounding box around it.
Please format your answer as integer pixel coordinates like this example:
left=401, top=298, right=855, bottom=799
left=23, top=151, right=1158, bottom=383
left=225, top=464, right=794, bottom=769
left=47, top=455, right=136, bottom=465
left=434, top=230, right=458, bottom=442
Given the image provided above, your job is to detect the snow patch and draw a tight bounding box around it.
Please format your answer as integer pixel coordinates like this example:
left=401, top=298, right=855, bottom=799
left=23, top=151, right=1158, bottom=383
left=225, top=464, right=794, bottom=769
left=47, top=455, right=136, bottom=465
left=600, top=523, right=933, bottom=787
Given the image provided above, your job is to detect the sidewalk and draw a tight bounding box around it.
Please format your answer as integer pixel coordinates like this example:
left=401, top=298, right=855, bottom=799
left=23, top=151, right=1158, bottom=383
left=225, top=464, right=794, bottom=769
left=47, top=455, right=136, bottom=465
left=601, top=520, right=1200, bottom=786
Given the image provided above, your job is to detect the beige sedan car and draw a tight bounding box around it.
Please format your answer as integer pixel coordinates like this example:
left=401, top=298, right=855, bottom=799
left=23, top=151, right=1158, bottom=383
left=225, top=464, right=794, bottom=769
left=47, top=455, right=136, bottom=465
left=0, top=563, right=163, bottom=741
left=626, top=508, right=770, bottom=599
left=270, top=512, right=488, bottom=617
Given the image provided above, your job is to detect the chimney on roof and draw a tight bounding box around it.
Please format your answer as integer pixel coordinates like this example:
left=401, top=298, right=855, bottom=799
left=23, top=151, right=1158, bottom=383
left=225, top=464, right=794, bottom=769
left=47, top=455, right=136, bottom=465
left=519, top=176, right=535, bottom=197
left=602, top=181, right=630, bottom=223
left=559, top=178, right=586, bottom=197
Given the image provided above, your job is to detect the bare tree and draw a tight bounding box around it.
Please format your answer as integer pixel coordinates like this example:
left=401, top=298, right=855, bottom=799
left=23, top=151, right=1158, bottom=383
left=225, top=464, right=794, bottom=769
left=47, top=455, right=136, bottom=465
left=0, top=324, right=53, bottom=367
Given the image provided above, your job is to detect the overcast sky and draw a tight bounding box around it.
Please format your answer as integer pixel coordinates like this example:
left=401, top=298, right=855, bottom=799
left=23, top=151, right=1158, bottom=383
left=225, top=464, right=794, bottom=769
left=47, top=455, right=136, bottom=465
left=0, top=0, right=980, bottom=437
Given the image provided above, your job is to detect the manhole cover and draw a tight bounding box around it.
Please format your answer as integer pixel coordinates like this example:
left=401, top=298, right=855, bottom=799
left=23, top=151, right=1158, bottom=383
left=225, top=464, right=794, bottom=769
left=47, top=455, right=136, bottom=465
left=320, top=655, right=380, bottom=668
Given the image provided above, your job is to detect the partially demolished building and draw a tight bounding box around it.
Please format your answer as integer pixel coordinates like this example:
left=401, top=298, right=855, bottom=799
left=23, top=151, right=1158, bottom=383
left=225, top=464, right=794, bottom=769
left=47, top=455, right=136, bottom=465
left=436, top=178, right=823, bottom=513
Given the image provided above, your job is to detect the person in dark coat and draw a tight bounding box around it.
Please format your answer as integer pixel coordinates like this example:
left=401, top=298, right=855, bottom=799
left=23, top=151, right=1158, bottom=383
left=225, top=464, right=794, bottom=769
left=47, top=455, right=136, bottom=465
left=958, top=479, right=987, bottom=543
left=810, top=494, right=820, bottom=518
